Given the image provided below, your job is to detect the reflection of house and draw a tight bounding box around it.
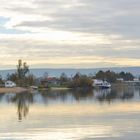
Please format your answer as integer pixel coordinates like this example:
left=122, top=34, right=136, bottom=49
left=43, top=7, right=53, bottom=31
left=5, top=81, right=16, bottom=88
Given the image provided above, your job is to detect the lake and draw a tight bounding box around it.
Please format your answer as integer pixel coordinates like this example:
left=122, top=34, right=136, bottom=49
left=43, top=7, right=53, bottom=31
left=0, top=86, right=140, bottom=140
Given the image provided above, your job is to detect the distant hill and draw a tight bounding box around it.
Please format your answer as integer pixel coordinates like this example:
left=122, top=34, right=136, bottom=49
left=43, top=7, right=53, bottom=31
left=0, top=67, right=140, bottom=78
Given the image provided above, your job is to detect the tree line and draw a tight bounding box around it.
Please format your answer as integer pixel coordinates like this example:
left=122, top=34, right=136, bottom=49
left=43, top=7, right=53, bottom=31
left=95, top=70, right=134, bottom=83
left=1, top=60, right=136, bottom=88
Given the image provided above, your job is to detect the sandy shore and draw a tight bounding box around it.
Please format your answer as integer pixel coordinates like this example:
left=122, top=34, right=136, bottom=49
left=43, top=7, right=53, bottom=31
left=0, top=87, right=28, bottom=93
left=50, top=87, right=71, bottom=90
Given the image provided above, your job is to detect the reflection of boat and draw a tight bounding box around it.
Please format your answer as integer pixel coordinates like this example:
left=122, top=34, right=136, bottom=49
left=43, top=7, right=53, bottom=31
left=93, top=79, right=111, bottom=89
left=94, top=88, right=111, bottom=98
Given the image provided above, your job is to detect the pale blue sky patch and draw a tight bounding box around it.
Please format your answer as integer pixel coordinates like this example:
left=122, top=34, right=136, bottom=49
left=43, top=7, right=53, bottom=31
left=0, top=17, right=30, bottom=34
left=0, top=16, right=9, bottom=25
left=0, top=27, right=30, bottom=34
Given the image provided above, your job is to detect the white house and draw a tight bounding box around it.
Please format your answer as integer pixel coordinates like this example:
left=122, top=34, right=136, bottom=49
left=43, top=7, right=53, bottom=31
left=5, top=81, right=16, bottom=88
left=116, top=78, right=124, bottom=82
left=134, top=78, right=139, bottom=82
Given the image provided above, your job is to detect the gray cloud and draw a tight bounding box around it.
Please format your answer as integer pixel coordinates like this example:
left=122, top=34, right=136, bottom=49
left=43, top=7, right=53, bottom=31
left=0, top=0, right=140, bottom=68
left=12, top=0, right=140, bottom=37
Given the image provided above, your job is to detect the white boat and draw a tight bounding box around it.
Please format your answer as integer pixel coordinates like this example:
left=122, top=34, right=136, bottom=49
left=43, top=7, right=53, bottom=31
left=93, top=79, right=111, bottom=89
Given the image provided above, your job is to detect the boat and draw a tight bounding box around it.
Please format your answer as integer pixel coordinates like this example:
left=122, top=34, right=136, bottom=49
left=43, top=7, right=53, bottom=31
left=30, top=86, right=38, bottom=90
left=93, top=79, right=111, bottom=89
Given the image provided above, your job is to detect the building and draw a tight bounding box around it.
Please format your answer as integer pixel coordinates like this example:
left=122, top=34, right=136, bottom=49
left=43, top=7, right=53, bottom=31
left=133, top=78, right=139, bottom=82
left=37, top=77, right=60, bottom=88
left=5, top=81, right=16, bottom=88
left=116, top=78, right=124, bottom=82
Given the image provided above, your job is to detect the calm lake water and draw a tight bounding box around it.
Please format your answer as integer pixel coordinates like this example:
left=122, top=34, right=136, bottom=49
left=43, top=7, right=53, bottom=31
left=1, top=86, right=140, bottom=140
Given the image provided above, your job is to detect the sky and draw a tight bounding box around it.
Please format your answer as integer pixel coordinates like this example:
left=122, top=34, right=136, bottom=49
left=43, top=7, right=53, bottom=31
left=0, top=0, right=140, bottom=69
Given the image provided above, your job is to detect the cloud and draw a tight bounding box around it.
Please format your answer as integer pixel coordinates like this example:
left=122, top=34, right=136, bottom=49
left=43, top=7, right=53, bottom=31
left=0, top=0, right=140, bottom=68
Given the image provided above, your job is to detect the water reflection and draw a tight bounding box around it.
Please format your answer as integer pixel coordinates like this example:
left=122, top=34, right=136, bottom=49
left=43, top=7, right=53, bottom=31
left=12, top=93, right=34, bottom=120
left=94, top=87, right=135, bottom=103
left=0, top=86, right=140, bottom=120
left=1, top=93, right=34, bottom=120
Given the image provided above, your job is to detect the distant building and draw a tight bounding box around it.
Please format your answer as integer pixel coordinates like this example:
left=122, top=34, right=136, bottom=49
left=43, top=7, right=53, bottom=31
left=5, top=81, right=16, bottom=88
left=133, top=78, right=139, bottom=82
left=47, top=77, right=60, bottom=85
left=116, top=78, right=124, bottom=82
left=37, top=77, right=60, bottom=88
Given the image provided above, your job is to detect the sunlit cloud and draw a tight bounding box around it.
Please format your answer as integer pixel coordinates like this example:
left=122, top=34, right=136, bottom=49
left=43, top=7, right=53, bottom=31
left=0, top=0, right=140, bottom=68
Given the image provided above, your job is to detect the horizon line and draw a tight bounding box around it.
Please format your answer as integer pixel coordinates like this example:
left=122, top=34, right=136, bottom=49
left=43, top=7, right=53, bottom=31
left=0, top=66, right=140, bottom=71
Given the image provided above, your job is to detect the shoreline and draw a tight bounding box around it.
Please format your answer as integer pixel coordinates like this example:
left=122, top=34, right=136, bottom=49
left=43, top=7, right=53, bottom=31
left=0, top=87, right=28, bottom=93
left=0, top=83, right=137, bottom=94
left=50, top=87, right=71, bottom=90
left=0, top=86, right=92, bottom=94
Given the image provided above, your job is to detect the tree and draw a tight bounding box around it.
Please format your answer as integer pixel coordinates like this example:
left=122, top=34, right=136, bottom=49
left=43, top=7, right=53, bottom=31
left=60, top=72, right=68, bottom=84
left=43, top=72, right=49, bottom=79
left=69, top=73, right=93, bottom=88
left=25, top=74, right=36, bottom=86
left=105, top=70, right=117, bottom=83
left=7, top=73, right=18, bottom=82
left=0, top=75, right=4, bottom=85
left=7, top=60, right=37, bottom=87
left=119, top=71, right=134, bottom=81
left=16, top=60, right=29, bottom=86
left=95, top=70, right=134, bottom=83
left=17, top=59, right=29, bottom=79
left=73, top=72, right=81, bottom=80
left=95, top=71, right=105, bottom=80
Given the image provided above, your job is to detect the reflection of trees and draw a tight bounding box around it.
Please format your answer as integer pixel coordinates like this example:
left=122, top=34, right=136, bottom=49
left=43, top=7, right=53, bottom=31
left=70, top=88, right=93, bottom=101
left=0, top=93, right=5, bottom=101
left=94, top=87, right=134, bottom=103
left=10, top=92, right=33, bottom=121
left=40, top=90, right=69, bottom=103
left=137, top=87, right=140, bottom=97
left=94, top=89, right=116, bottom=103
left=0, top=86, right=139, bottom=120
left=39, top=88, right=94, bottom=103
left=114, top=87, right=134, bottom=100
left=39, top=87, right=136, bottom=104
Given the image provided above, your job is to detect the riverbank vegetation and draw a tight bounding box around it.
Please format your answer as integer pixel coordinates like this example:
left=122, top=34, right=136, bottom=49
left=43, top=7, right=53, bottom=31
left=0, top=60, right=137, bottom=90
left=7, top=60, right=36, bottom=87
left=95, top=70, right=134, bottom=83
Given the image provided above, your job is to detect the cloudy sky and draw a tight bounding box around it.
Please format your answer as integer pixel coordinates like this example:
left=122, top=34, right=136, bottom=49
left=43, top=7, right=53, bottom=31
left=0, top=0, right=140, bottom=69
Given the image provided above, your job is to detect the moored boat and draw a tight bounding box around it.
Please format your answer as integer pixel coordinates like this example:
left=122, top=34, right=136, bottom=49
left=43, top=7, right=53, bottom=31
left=93, top=79, right=111, bottom=89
